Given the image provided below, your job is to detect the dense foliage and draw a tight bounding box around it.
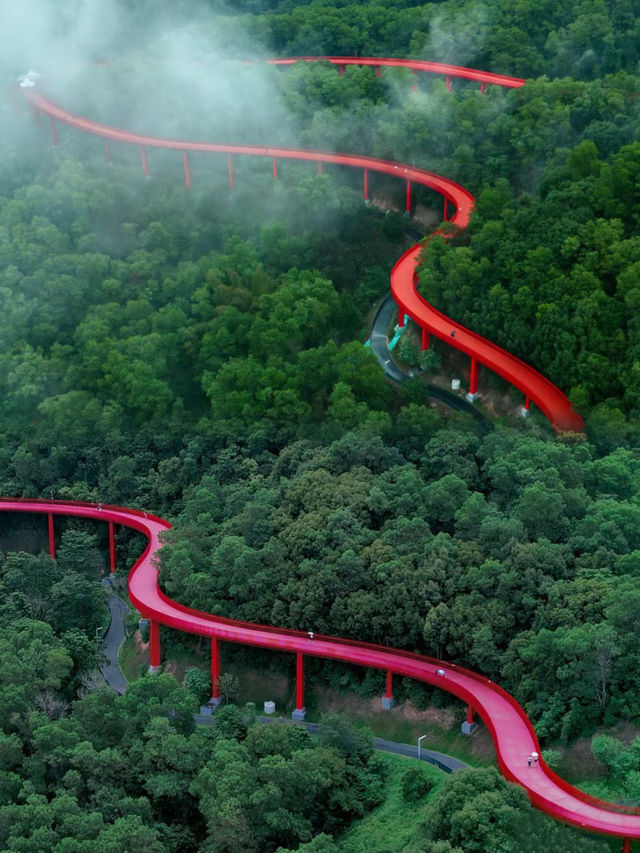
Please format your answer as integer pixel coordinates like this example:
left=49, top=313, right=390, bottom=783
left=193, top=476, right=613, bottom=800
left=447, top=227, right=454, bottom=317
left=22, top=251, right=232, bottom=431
left=0, top=655, right=386, bottom=853
left=159, top=426, right=640, bottom=741
left=3, top=0, right=640, bottom=849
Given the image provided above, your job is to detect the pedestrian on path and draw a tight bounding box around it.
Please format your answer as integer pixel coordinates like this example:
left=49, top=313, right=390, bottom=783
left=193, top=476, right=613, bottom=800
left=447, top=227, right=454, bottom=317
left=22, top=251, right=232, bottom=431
left=527, top=755, right=533, bottom=767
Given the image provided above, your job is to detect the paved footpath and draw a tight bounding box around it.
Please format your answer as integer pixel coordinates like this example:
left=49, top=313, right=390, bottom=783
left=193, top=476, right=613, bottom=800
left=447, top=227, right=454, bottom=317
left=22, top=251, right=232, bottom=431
left=195, top=712, right=468, bottom=773
left=100, top=578, right=128, bottom=695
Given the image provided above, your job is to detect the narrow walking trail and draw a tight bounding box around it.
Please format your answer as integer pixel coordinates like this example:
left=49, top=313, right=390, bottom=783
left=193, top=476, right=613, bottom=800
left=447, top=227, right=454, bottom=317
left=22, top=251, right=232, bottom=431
left=100, top=577, right=128, bottom=694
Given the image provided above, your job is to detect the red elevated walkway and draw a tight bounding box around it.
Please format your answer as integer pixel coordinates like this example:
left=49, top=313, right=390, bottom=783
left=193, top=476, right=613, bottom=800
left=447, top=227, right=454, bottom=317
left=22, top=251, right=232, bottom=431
left=18, top=57, right=582, bottom=432
left=0, top=498, right=636, bottom=847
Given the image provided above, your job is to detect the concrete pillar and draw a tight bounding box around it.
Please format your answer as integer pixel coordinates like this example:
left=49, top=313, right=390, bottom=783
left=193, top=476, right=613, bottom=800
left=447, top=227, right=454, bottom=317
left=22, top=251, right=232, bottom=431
left=382, top=669, right=395, bottom=709
left=227, top=154, right=234, bottom=191
left=421, top=326, right=430, bottom=351
left=466, top=357, right=479, bottom=402
left=148, top=620, right=162, bottom=673
left=48, top=513, right=56, bottom=559
left=108, top=521, right=116, bottom=574
left=183, top=151, right=191, bottom=189
left=292, top=651, right=305, bottom=720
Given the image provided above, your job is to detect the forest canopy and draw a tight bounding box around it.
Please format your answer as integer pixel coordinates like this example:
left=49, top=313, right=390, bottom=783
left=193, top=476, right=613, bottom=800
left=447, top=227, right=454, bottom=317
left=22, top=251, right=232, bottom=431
left=1, top=0, right=640, bottom=850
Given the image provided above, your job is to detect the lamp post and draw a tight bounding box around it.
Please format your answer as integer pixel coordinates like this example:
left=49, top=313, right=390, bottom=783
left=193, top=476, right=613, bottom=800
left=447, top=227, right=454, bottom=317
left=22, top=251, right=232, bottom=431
left=418, top=734, right=427, bottom=761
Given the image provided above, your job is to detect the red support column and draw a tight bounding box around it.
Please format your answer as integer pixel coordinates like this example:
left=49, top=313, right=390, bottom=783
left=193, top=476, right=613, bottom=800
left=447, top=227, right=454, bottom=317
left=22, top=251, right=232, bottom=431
left=376, top=65, right=381, bottom=78
left=49, top=117, right=58, bottom=146
left=382, top=668, right=395, bottom=709
left=363, top=168, right=369, bottom=202
left=338, top=65, right=344, bottom=76
left=227, top=154, right=234, bottom=191
left=524, top=396, right=531, bottom=411
left=480, top=81, right=486, bottom=94
left=462, top=703, right=477, bottom=734
left=183, top=151, right=191, bottom=189
left=469, top=357, right=478, bottom=395
left=397, top=306, right=405, bottom=328
left=445, top=75, right=452, bottom=91
left=140, top=146, right=148, bottom=177
left=48, top=513, right=56, bottom=559
left=272, top=158, right=278, bottom=179
left=104, top=141, right=111, bottom=163
left=108, top=521, right=116, bottom=573
left=411, top=68, right=418, bottom=91
left=108, top=521, right=116, bottom=574
left=421, top=326, right=430, bottom=351
left=443, top=197, right=448, bottom=221
left=406, top=180, right=411, bottom=214
left=621, top=839, right=631, bottom=853
left=293, top=651, right=305, bottom=718
left=317, top=162, right=323, bottom=174
left=211, top=637, right=220, bottom=699
left=149, top=620, right=161, bottom=671
left=296, top=651, right=304, bottom=707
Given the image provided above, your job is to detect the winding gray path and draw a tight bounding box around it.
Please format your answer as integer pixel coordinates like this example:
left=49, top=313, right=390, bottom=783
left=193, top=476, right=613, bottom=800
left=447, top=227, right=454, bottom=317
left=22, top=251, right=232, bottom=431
left=370, top=296, right=407, bottom=383
left=100, top=578, right=128, bottom=695
left=195, top=713, right=468, bottom=773
left=370, top=295, right=491, bottom=430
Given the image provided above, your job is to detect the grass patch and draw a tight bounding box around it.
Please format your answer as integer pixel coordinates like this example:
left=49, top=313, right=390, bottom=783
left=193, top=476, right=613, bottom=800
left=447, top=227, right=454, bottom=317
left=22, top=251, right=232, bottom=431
left=337, top=753, right=441, bottom=853
left=315, top=699, right=495, bottom=768
left=118, top=633, right=148, bottom=681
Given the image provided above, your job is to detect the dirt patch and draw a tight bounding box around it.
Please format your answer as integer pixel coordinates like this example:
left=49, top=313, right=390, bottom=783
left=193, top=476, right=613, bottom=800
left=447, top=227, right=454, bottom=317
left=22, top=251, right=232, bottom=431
left=386, top=699, right=455, bottom=728
left=163, top=659, right=192, bottom=683
left=236, top=668, right=291, bottom=708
